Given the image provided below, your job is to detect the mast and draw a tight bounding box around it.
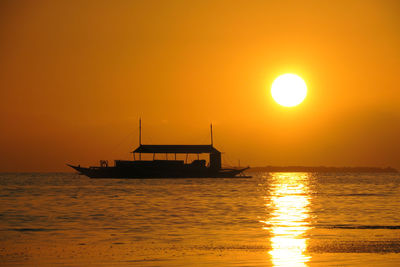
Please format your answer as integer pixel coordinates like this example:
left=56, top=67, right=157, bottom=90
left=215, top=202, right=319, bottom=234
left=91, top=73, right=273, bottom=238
left=139, top=118, right=142, bottom=145
left=210, top=123, right=213, bottom=146
left=139, top=118, right=142, bottom=160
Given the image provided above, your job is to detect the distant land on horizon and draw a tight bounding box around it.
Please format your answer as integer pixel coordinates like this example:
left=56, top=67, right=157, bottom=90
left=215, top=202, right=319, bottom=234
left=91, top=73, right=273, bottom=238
left=249, top=166, right=398, bottom=173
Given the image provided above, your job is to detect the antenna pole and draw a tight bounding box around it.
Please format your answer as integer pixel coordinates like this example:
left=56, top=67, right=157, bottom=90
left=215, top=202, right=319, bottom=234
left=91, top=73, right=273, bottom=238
left=210, top=123, right=213, bottom=146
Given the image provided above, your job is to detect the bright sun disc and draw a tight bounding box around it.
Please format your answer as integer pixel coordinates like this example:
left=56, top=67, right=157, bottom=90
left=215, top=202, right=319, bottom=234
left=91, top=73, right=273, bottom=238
left=271, top=74, right=307, bottom=107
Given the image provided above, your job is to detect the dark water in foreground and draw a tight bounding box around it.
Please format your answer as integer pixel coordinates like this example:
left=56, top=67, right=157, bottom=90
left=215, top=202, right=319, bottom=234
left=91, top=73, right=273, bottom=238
left=0, top=172, right=399, bottom=266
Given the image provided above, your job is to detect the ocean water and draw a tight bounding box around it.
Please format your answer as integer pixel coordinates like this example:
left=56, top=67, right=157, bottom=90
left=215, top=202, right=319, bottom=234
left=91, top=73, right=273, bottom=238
left=0, top=172, right=399, bottom=266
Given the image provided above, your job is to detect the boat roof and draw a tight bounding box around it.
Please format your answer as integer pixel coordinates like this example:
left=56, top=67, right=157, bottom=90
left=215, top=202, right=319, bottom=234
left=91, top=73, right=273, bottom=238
left=132, top=145, right=220, bottom=154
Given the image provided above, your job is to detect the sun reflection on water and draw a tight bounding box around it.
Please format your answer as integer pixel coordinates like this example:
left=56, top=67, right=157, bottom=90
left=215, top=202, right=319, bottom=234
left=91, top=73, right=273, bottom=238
left=262, top=173, right=312, bottom=267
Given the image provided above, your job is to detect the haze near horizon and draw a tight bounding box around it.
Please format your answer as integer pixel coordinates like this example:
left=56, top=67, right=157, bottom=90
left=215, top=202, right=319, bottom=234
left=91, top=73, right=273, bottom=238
left=0, top=0, right=399, bottom=172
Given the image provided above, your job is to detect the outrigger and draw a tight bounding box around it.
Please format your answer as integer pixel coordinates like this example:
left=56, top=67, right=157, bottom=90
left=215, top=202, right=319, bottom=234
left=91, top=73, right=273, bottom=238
left=67, top=120, right=250, bottom=178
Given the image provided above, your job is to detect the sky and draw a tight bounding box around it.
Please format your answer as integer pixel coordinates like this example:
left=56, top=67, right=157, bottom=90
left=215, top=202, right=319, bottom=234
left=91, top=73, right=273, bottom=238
left=0, top=0, right=399, bottom=172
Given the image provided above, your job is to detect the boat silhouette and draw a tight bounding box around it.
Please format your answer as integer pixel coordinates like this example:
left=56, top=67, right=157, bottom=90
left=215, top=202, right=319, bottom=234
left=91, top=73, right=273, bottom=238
left=67, top=120, right=250, bottom=178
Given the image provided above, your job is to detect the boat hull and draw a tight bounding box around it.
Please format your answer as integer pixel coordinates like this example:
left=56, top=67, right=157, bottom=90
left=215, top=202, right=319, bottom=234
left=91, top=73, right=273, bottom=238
left=67, top=164, right=250, bottom=179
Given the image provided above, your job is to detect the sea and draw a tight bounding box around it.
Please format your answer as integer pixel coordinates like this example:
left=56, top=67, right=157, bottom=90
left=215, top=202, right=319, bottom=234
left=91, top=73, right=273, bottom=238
left=0, top=172, right=399, bottom=266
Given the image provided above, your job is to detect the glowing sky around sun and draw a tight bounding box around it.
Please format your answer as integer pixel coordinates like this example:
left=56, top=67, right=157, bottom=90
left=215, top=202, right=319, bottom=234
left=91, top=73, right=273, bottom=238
left=0, top=0, right=399, bottom=171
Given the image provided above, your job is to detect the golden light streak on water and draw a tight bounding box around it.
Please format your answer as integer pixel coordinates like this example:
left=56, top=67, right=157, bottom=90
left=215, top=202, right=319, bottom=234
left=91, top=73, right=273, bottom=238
left=263, top=173, right=312, bottom=266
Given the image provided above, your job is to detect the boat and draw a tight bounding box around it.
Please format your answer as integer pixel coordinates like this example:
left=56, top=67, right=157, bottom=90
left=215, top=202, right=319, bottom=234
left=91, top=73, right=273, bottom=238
left=67, top=120, right=250, bottom=178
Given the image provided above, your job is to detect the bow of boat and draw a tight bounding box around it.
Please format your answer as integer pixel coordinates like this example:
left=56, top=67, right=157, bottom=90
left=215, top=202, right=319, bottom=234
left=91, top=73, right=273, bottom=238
left=66, top=164, right=87, bottom=174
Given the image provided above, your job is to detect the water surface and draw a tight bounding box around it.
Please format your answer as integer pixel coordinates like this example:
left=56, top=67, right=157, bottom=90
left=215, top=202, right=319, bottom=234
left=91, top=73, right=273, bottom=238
left=0, top=172, right=399, bottom=266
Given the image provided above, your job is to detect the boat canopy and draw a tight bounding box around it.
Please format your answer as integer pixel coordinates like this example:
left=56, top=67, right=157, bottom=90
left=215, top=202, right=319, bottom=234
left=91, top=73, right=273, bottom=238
left=132, top=145, right=220, bottom=154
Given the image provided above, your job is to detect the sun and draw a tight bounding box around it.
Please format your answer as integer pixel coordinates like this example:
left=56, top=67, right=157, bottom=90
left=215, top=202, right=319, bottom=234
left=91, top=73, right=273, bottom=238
left=271, top=74, right=307, bottom=107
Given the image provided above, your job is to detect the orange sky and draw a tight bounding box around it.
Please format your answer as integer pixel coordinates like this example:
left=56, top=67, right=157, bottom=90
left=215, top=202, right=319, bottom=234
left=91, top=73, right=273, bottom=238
left=0, top=0, right=399, bottom=172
